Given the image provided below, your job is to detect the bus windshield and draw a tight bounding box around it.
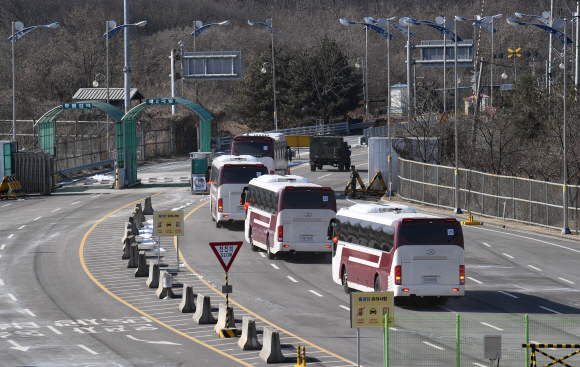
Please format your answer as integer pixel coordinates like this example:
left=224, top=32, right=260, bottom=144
left=220, top=166, right=268, bottom=185
left=232, top=142, right=272, bottom=157
left=281, top=189, right=336, bottom=211
left=399, top=223, right=461, bottom=245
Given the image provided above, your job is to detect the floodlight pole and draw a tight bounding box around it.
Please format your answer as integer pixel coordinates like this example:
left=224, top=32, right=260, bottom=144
left=562, top=20, right=570, bottom=234
left=454, top=18, right=461, bottom=214
left=387, top=18, right=392, bottom=197
left=11, top=22, right=15, bottom=141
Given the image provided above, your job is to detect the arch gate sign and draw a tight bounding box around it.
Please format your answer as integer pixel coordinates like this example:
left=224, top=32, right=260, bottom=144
left=36, top=97, right=213, bottom=188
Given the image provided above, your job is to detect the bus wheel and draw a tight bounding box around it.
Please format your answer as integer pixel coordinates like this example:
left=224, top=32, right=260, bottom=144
left=374, top=276, right=381, bottom=292
left=436, top=297, right=449, bottom=305
left=310, top=165, right=316, bottom=172
left=341, top=266, right=350, bottom=294
left=266, top=236, right=275, bottom=260
left=249, top=231, right=259, bottom=252
left=338, top=163, right=345, bottom=172
left=216, top=221, right=223, bottom=228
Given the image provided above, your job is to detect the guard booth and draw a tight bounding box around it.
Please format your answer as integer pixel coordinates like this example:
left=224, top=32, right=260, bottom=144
left=190, top=152, right=212, bottom=194
left=1, top=141, right=17, bottom=177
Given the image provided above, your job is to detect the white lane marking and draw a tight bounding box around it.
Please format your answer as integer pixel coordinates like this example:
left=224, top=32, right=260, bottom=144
left=47, top=326, right=62, bottom=335
left=259, top=252, right=266, bottom=258
left=482, top=242, right=491, bottom=247
left=0, top=279, right=4, bottom=286
left=8, top=293, right=17, bottom=301
left=8, top=340, right=29, bottom=352
left=0, top=244, right=4, bottom=249
left=33, top=216, right=42, bottom=221
left=270, top=264, right=280, bottom=270
left=309, top=290, right=324, bottom=297
left=51, top=208, right=61, bottom=212
left=480, top=322, right=503, bottom=331
left=318, top=174, right=332, bottom=179
left=474, top=227, right=580, bottom=254
left=357, top=163, right=369, bottom=166
left=126, top=335, right=181, bottom=345
left=71, top=201, right=81, bottom=205
left=91, top=194, right=103, bottom=199
left=346, top=198, right=359, bottom=204
left=499, top=291, right=519, bottom=299
left=502, top=253, right=514, bottom=259
left=474, top=363, right=488, bottom=367
left=559, top=277, right=575, bottom=284
left=1, top=203, right=10, bottom=207
left=528, top=265, right=542, bottom=271
left=7, top=234, right=14, bottom=239
left=18, top=225, right=26, bottom=230
left=287, top=276, right=298, bottom=282
left=78, top=344, right=98, bottom=355
left=423, top=341, right=444, bottom=350
left=438, top=305, right=457, bottom=313
left=539, top=306, right=562, bottom=314
left=23, top=309, right=36, bottom=317
left=467, top=277, right=483, bottom=284
left=340, top=305, right=350, bottom=311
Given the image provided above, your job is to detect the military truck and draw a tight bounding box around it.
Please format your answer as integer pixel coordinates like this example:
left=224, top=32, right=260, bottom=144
left=309, top=136, right=351, bottom=172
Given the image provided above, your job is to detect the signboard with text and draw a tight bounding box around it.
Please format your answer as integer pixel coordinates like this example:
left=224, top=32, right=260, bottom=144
left=350, top=291, right=394, bottom=328
left=62, top=103, right=93, bottom=110
left=153, top=210, right=184, bottom=236
left=146, top=98, right=176, bottom=106
left=209, top=242, right=242, bottom=272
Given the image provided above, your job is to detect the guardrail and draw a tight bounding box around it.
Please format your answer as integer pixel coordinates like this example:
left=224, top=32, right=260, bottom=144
left=216, top=121, right=351, bottom=149
left=57, top=159, right=114, bottom=176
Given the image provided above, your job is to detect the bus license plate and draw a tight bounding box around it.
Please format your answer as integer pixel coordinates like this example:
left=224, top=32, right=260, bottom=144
left=422, top=276, right=438, bottom=284
left=300, top=235, right=314, bottom=242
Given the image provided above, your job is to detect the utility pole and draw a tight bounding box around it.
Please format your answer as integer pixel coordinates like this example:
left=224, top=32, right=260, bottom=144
left=548, top=0, right=554, bottom=94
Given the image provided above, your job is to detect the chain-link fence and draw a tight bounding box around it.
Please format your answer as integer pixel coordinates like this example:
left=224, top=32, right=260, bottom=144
left=398, top=157, right=580, bottom=232
left=388, top=315, right=580, bottom=367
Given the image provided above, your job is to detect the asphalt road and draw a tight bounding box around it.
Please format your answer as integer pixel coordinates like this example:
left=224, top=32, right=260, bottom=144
left=2, top=136, right=580, bottom=366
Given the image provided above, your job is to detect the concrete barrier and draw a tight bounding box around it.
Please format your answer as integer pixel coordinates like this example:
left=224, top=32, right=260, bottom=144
left=135, top=251, right=149, bottom=277
left=143, top=196, right=154, bottom=215
left=215, top=303, right=237, bottom=336
left=129, top=214, right=139, bottom=236
left=259, top=327, right=285, bottom=363
left=192, top=293, right=216, bottom=324
left=178, top=284, right=196, bottom=313
left=122, top=231, right=134, bottom=253
left=122, top=235, right=135, bottom=260
left=155, top=271, right=175, bottom=299
left=238, top=316, right=262, bottom=350
left=127, top=243, right=139, bottom=268
left=146, top=261, right=160, bottom=288
left=133, top=208, right=143, bottom=228
left=121, top=222, right=133, bottom=245
left=136, top=202, right=146, bottom=223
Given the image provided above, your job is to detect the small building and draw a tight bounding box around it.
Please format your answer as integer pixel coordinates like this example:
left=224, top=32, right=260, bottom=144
left=72, top=88, right=145, bottom=110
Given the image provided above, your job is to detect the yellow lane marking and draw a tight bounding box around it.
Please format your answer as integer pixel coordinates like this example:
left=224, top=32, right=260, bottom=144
left=79, top=195, right=253, bottom=367
left=181, top=203, right=357, bottom=366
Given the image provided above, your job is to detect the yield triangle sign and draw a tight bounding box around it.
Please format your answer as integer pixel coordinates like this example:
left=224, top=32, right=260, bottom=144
left=209, top=242, right=243, bottom=272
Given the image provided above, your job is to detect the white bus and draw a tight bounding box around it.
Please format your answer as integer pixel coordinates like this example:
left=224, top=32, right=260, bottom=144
left=328, top=203, right=465, bottom=304
left=231, top=133, right=291, bottom=175
left=241, top=175, right=337, bottom=259
left=209, top=155, right=269, bottom=228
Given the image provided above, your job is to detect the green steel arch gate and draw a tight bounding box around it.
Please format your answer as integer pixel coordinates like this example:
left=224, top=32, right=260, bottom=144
left=36, top=100, right=124, bottom=172
left=120, top=97, right=213, bottom=186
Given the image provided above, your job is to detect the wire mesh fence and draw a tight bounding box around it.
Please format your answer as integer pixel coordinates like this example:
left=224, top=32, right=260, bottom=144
left=398, top=157, right=580, bottom=232
left=388, top=315, right=580, bottom=367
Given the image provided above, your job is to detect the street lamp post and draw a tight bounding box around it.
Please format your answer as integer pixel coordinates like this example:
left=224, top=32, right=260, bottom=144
left=96, top=20, right=116, bottom=158
left=507, top=16, right=573, bottom=234
left=488, top=14, right=503, bottom=108
left=104, top=20, right=146, bottom=188
left=248, top=19, right=277, bottom=131
left=355, top=57, right=366, bottom=116
left=8, top=21, right=59, bottom=142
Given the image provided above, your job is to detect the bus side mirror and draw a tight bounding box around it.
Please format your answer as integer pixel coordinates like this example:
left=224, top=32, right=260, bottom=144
left=241, top=187, right=248, bottom=204
left=327, top=218, right=336, bottom=239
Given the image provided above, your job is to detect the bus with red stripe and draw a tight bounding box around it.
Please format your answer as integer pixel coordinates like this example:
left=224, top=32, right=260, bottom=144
left=241, top=175, right=336, bottom=260
left=328, top=203, right=464, bottom=304
left=231, top=133, right=291, bottom=175
left=209, top=155, right=268, bottom=228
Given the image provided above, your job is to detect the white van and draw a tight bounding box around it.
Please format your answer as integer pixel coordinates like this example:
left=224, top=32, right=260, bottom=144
left=209, top=155, right=269, bottom=228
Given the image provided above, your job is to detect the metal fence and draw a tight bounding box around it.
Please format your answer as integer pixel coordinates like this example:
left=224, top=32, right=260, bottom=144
left=397, top=157, right=580, bottom=232
left=389, top=315, right=580, bottom=367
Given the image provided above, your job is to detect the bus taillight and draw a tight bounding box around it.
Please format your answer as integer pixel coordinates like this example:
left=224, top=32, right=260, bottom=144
left=277, top=226, right=283, bottom=242
left=218, top=198, right=223, bottom=212
left=403, top=219, right=413, bottom=222
left=270, top=170, right=275, bottom=175
left=459, top=265, right=465, bottom=284
left=395, top=265, right=402, bottom=285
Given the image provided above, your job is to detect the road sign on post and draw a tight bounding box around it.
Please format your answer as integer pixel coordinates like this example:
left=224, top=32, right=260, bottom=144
left=153, top=210, right=184, bottom=270
left=209, top=241, right=242, bottom=338
left=350, top=291, right=394, bottom=328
